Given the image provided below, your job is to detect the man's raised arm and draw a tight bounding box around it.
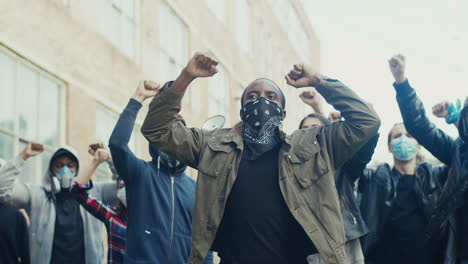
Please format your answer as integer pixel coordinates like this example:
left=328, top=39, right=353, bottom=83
left=141, top=52, right=218, bottom=168
left=286, top=64, right=381, bottom=169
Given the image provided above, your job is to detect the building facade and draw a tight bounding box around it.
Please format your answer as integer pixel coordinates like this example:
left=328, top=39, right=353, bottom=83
left=0, top=0, right=320, bottom=181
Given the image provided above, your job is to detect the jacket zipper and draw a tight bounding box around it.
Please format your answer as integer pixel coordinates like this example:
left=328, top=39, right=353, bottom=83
left=167, top=174, right=175, bottom=263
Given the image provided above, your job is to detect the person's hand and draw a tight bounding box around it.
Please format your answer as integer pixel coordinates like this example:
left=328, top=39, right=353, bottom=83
left=92, top=149, right=110, bottom=163
left=132, top=81, right=161, bottom=103
left=19, top=142, right=44, bottom=161
left=184, top=52, right=218, bottom=78
left=432, top=101, right=450, bottom=118
left=88, top=143, right=105, bottom=156
left=388, top=54, right=407, bottom=84
left=299, top=89, right=325, bottom=114
left=285, top=64, right=322, bottom=88
left=328, top=111, right=342, bottom=123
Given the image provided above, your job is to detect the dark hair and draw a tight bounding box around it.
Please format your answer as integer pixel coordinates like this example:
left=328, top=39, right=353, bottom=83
left=240, top=78, right=286, bottom=109
left=299, top=113, right=331, bottom=129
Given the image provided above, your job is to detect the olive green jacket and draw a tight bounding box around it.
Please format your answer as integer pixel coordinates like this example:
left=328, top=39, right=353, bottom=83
left=141, top=79, right=380, bottom=264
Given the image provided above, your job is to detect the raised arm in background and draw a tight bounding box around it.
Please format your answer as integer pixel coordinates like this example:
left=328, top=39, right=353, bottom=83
left=389, top=54, right=456, bottom=165
left=0, top=142, right=44, bottom=209
left=108, top=81, right=160, bottom=185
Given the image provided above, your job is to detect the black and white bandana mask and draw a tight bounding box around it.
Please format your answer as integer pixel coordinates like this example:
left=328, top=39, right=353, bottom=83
left=240, top=97, right=282, bottom=160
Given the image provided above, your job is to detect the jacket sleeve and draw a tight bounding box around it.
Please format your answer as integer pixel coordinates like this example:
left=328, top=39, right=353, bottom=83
left=0, top=156, right=31, bottom=209
left=202, top=251, right=214, bottom=264
left=394, top=80, right=456, bottom=165
left=141, top=82, right=205, bottom=169
left=316, top=79, right=381, bottom=169
left=342, top=134, right=379, bottom=183
left=108, top=98, right=146, bottom=185
left=70, top=181, right=117, bottom=226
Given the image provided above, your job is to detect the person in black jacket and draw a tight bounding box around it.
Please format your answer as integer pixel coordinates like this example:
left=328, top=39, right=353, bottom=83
left=0, top=158, right=31, bottom=264
left=358, top=121, right=449, bottom=264
left=389, top=53, right=468, bottom=264
left=297, top=90, right=378, bottom=264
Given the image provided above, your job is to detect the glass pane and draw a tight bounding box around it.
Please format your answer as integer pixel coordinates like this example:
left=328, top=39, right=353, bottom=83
left=159, top=52, right=172, bottom=82
left=0, top=52, right=16, bottom=132
left=111, top=6, right=123, bottom=49
left=96, top=106, right=118, bottom=144
left=122, top=0, right=135, bottom=18
left=0, top=132, right=14, bottom=161
left=18, top=141, right=36, bottom=184
left=18, top=64, right=39, bottom=140
left=159, top=2, right=170, bottom=51
left=38, top=77, right=60, bottom=147
left=123, top=18, right=135, bottom=59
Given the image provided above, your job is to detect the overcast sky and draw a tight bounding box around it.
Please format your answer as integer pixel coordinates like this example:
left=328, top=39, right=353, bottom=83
left=302, top=0, right=467, bottom=163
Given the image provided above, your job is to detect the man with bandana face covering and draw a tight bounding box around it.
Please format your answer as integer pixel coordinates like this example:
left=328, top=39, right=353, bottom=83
left=108, top=81, right=213, bottom=264
left=0, top=142, right=119, bottom=264
left=141, top=52, right=381, bottom=264
left=389, top=54, right=468, bottom=263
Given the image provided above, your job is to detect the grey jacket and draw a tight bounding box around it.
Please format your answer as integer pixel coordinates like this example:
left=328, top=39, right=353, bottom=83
left=0, top=146, right=118, bottom=264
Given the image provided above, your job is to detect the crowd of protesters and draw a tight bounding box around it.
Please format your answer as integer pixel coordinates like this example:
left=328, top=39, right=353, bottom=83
left=0, top=52, right=466, bottom=264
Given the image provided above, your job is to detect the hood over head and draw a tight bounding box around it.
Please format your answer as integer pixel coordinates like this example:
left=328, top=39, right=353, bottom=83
left=43, top=146, right=80, bottom=193
left=148, top=143, right=186, bottom=174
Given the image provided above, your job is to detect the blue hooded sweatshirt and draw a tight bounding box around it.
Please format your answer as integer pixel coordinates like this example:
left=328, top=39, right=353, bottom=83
left=109, top=99, right=213, bottom=264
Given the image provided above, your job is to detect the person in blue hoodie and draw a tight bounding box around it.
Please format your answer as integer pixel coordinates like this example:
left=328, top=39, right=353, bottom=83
left=108, top=80, right=214, bottom=264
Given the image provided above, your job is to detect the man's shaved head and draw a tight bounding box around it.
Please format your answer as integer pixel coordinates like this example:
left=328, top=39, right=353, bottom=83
left=241, top=78, right=286, bottom=109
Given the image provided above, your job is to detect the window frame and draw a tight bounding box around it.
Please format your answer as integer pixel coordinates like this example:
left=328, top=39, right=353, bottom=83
left=0, top=45, right=66, bottom=184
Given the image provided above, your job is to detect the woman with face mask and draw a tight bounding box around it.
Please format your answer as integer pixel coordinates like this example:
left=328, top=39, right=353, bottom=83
left=70, top=143, right=127, bottom=264
left=357, top=122, right=449, bottom=264
left=390, top=54, right=468, bottom=263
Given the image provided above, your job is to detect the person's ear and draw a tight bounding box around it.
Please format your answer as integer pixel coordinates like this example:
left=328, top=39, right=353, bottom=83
left=388, top=142, right=393, bottom=153
left=282, top=110, right=287, bottom=121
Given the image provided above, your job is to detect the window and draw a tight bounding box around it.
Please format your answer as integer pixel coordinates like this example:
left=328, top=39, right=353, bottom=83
left=271, top=0, right=310, bottom=59
left=95, top=105, right=141, bottom=181
left=206, top=0, right=226, bottom=23
left=208, top=64, right=230, bottom=126
left=98, top=0, right=139, bottom=60
left=159, top=1, right=189, bottom=82
left=0, top=47, right=65, bottom=184
left=235, top=0, right=252, bottom=53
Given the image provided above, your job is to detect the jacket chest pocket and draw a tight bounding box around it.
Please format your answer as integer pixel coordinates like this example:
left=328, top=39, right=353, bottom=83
left=289, top=143, right=329, bottom=188
left=197, top=141, right=235, bottom=178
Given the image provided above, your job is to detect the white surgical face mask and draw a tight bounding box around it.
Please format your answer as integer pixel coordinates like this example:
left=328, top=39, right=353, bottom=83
left=117, top=187, right=127, bottom=207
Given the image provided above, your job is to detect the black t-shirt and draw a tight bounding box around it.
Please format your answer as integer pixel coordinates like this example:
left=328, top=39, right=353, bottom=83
left=382, top=174, right=428, bottom=264
left=50, top=191, right=85, bottom=264
left=215, top=146, right=316, bottom=264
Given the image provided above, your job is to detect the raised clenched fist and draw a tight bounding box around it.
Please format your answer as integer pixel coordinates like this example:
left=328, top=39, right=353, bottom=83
left=299, top=90, right=319, bottom=106
left=328, top=111, right=343, bottom=123
left=432, top=101, right=450, bottom=118
left=88, top=143, right=105, bottom=156
left=93, top=149, right=110, bottom=163
left=388, top=54, right=406, bottom=84
left=285, top=64, right=322, bottom=88
left=184, top=52, right=218, bottom=78
left=19, top=142, right=44, bottom=161
left=133, top=81, right=160, bottom=103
